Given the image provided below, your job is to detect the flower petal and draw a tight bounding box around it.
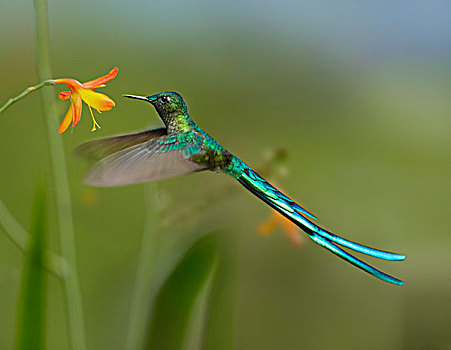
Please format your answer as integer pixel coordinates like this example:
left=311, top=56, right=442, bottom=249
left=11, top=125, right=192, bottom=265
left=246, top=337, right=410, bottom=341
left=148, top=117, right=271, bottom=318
left=59, top=91, right=71, bottom=100
left=82, top=67, right=118, bottom=89
left=280, top=214, right=302, bottom=246
left=71, top=94, right=83, bottom=127
left=54, top=78, right=83, bottom=92
left=79, top=89, right=115, bottom=111
left=258, top=212, right=278, bottom=235
left=58, top=106, right=73, bottom=134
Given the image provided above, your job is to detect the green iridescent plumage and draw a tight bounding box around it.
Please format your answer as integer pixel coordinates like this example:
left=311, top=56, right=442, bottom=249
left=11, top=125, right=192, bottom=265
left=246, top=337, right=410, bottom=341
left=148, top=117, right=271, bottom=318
left=76, top=91, right=406, bottom=285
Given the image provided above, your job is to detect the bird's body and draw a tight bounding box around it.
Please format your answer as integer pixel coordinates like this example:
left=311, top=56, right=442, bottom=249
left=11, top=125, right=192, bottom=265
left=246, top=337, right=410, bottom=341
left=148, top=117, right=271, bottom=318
left=77, top=91, right=405, bottom=285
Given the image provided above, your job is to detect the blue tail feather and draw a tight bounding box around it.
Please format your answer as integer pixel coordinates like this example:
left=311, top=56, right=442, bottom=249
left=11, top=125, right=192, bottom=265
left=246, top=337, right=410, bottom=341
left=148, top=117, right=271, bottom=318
left=237, top=166, right=405, bottom=285
left=315, top=227, right=405, bottom=261
left=309, top=233, right=404, bottom=285
left=243, top=167, right=318, bottom=220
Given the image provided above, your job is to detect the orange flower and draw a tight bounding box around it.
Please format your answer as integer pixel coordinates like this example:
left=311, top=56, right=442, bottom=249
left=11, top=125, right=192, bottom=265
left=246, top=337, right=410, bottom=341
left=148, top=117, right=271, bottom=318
left=53, top=67, right=118, bottom=134
left=257, top=181, right=314, bottom=246
left=259, top=210, right=303, bottom=246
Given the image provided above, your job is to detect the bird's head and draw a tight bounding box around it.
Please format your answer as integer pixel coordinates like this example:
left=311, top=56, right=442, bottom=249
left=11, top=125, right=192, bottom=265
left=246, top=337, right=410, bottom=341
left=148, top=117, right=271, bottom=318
left=123, top=91, right=187, bottom=119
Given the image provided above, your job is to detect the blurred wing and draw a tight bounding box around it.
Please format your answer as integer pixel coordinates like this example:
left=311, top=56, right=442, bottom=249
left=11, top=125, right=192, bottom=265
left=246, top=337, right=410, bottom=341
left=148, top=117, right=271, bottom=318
left=74, top=127, right=168, bottom=162
left=83, top=132, right=207, bottom=187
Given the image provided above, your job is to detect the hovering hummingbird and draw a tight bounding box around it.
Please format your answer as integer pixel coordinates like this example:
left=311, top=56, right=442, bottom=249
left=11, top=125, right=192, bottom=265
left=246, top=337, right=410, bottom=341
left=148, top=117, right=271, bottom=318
left=76, top=91, right=405, bottom=285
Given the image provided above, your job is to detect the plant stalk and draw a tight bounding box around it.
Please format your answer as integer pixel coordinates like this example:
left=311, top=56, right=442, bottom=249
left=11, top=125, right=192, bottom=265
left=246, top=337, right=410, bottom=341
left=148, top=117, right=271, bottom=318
left=33, top=1, right=87, bottom=349
left=126, top=184, right=161, bottom=350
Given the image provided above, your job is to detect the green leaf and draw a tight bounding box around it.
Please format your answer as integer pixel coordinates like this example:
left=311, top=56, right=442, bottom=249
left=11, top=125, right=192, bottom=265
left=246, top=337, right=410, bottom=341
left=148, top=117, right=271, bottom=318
left=202, top=233, right=238, bottom=350
left=145, top=232, right=219, bottom=350
left=15, top=185, right=47, bottom=350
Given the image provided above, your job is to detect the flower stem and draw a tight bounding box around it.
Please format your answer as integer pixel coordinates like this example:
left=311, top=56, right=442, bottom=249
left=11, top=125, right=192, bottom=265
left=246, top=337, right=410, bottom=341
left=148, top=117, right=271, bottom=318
left=0, top=199, right=30, bottom=253
left=32, top=1, right=87, bottom=350
left=0, top=198, right=65, bottom=278
left=0, top=80, right=54, bottom=115
left=125, top=184, right=161, bottom=350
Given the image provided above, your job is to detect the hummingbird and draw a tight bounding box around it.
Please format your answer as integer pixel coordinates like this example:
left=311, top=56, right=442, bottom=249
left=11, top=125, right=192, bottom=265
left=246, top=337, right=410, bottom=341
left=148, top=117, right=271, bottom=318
left=76, top=91, right=405, bottom=285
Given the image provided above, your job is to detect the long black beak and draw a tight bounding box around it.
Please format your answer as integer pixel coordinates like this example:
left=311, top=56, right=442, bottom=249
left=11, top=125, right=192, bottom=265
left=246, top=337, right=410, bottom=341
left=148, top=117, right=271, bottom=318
left=122, top=94, right=148, bottom=101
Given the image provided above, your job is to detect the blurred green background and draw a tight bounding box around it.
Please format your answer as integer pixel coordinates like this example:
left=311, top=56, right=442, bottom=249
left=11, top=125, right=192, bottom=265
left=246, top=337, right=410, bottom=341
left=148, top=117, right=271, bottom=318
left=1, top=1, right=451, bottom=349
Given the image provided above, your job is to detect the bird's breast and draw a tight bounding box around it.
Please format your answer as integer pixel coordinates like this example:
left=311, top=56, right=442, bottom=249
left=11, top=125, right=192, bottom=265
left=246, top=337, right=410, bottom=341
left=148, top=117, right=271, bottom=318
left=192, top=146, right=233, bottom=172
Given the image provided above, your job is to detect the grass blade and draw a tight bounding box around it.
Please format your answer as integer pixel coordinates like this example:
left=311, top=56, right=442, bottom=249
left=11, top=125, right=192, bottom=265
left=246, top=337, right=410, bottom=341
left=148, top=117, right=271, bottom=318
left=202, top=232, right=237, bottom=350
left=145, top=232, right=219, bottom=350
left=15, top=185, right=47, bottom=350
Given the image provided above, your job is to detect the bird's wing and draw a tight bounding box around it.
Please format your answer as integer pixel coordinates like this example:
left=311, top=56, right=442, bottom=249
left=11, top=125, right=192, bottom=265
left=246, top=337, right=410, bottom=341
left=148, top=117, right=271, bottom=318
left=74, top=127, right=168, bottom=161
left=80, top=132, right=207, bottom=187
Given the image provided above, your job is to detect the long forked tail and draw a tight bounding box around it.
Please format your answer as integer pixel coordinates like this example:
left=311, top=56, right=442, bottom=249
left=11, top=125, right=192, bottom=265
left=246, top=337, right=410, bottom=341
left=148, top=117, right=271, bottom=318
left=236, top=166, right=405, bottom=285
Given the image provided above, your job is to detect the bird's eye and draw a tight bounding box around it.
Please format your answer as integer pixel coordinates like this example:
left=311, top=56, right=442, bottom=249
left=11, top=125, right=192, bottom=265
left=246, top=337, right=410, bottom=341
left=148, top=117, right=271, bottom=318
left=158, top=96, right=171, bottom=104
